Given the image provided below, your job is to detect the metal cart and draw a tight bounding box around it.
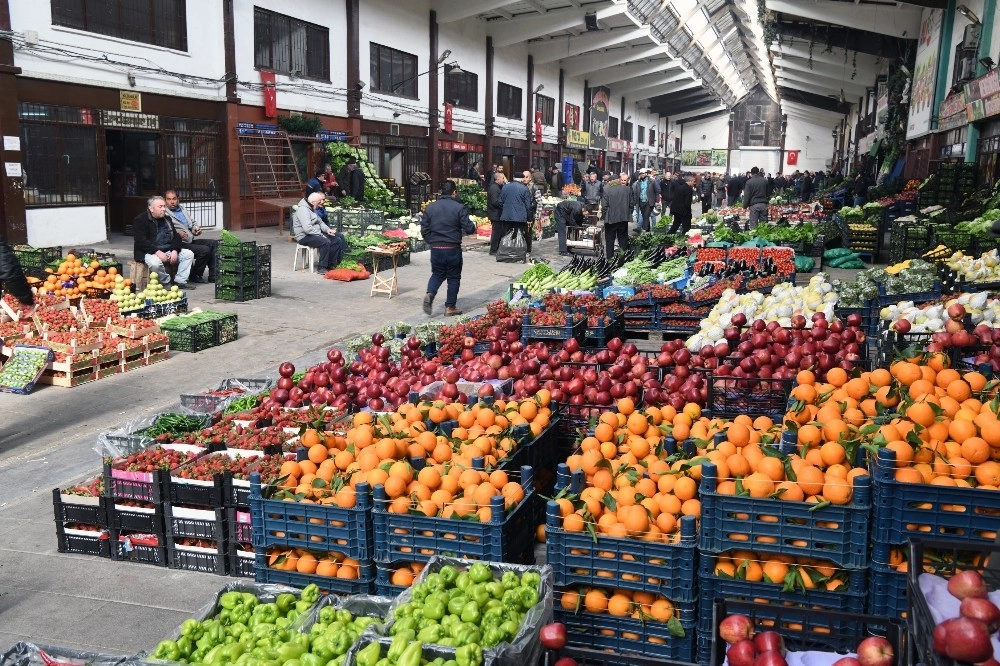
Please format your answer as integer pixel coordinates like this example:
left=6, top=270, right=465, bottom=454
left=566, top=204, right=604, bottom=255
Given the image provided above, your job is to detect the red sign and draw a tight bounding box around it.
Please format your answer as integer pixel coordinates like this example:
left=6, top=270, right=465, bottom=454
left=534, top=111, right=543, bottom=145
left=787, top=150, right=799, bottom=166
left=443, top=103, right=454, bottom=134
left=260, top=70, right=277, bottom=119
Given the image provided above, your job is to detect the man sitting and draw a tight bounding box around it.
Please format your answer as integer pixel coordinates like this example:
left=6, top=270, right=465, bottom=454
left=164, top=190, right=217, bottom=283
left=133, top=195, right=195, bottom=288
left=294, top=192, right=346, bottom=273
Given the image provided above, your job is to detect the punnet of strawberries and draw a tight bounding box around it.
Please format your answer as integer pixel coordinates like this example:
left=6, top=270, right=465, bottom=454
left=111, top=447, right=199, bottom=472
left=64, top=476, right=104, bottom=497
left=34, top=309, right=79, bottom=332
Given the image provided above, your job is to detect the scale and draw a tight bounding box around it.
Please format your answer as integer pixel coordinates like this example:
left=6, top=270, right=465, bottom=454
left=565, top=206, right=603, bottom=255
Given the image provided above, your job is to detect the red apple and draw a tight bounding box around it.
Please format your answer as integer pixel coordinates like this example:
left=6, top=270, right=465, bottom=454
left=753, top=631, right=785, bottom=656
left=942, top=617, right=994, bottom=663
left=719, top=614, right=755, bottom=644
left=753, top=651, right=788, bottom=666
left=948, top=570, right=989, bottom=600
left=727, top=640, right=757, bottom=666
left=856, top=635, right=894, bottom=666
left=961, top=597, right=1000, bottom=632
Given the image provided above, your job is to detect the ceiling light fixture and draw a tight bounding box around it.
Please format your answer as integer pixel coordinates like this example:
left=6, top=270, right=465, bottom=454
left=437, top=49, right=452, bottom=65
left=958, top=5, right=980, bottom=23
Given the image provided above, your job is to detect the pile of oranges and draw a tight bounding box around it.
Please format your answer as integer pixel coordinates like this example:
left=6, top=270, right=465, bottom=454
left=268, top=397, right=552, bottom=521
left=558, top=586, right=680, bottom=625
left=264, top=546, right=364, bottom=579
left=388, top=561, right=426, bottom=588
left=36, top=253, right=128, bottom=299
left=708, top=550, right=853, bottom=592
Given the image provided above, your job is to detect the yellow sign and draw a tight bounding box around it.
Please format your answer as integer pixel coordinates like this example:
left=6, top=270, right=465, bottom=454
left=120, top=91, right=142, bottom=112
left=566, top=129, right=590, bottom=149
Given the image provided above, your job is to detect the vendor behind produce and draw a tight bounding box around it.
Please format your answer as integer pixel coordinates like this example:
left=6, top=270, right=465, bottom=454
left=582, top=172, right=604, bottom=205
left=554, top=199, right=585, bottom=256
left=294, top=192, right=345, bottom=274
left=0, top=237, right=35, bottom=316
left=133, top=196, right=195, bottom=288
left=165, top=190, right=218, bottom=284
left=338, top=157, right=365, bottom=202
left=743, top=167, right=770, bottom=230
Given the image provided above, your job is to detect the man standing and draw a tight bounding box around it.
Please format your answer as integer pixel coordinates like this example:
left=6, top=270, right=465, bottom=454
left=659, top=170, right=674, bottom=212
left=497, top=172, right=533, bottom=262
left=800, top=171, right=814, bottom=202
left=698, top=173, right=713, bottom=214
left=165, top=190, right=218, bottom=283
left=774, top=173, right=787, bottom=192
left=601, top=173, right=635, bottom=257
left=743, top=167, right=770, bottom=230
left=421, top=181, right=477, bottom=317
left=293, top=192, right=346, bottom=273
left=487, top=172, right=506, bottom=255
left=582, top=171, right=604, bottom=205
left=631, top=168, right=659, bottom=232
left=554, top=198, right=585, bottom=256
left=713, top=172, right=725, bottom=208
left=586, top=160, right=602, bottom=178
left=548, top=166, right=564, bottom=194
left=0, top=237, right=35, bottom=316
left=338, top=157, right=365, bottom=202
left=726, top=172, right=744, bottom=207
left=468, top=161, right=483, bottom=188
left=668, top=175, right=694, bottom=235
left=133, top=196, right=195, bottom=288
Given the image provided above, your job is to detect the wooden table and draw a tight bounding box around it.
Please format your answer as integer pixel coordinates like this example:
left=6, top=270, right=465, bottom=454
left=368, top=245, right=405, bottom=298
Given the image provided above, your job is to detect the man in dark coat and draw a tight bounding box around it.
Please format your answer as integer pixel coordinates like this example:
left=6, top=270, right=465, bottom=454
left=548, top=166, right=564, bottom=194
left=421, top=181, right=477, bottom=316
left=133, top=195, right=195, bottom=288
left=497, top=173, right=534, bottom=261
left=631, top=168, right=660, bottom=232
left=668, top=175, right=694, bottom=234
left=0, top=237, right=34, bottom=315
left=800, top=171, right=814, bottom=202
left=338, top=157, right=365, bottom=202
left=601, top=173, right=635, bottom=257
left=487, top=173, right=506, bottom=255
left=698, top=173, right=713, bottom=214
left=554, top=198, right=585, bottom=256
left=659, top=171, right=674, bottom=211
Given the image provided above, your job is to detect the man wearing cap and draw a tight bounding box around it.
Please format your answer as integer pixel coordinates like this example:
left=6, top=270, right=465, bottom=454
left=743, top=167, right=770, bottom=230
left=631, top=168, right=660, bottom=233
left=338, top=157, right=365, bottom=203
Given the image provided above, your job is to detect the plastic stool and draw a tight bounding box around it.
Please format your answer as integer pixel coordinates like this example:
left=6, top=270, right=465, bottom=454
left=293, top=244, right=317, bottom=272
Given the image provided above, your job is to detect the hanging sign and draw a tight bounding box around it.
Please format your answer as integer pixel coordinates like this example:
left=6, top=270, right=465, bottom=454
left=260, top=70, right=277, bottom=119
left=444, top=103, right=454, bottom=134
left=534, top=111, right=543, bottom=145
left=119, top=91, right=142, bottom=112
left=566, top=129, right=590, bottom=149
left=787, top=150, right=799, bottom=166
left=589, top=86, right=610, bottom=150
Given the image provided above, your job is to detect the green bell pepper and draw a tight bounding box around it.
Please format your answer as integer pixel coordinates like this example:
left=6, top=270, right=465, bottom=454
left=275, top=594, right=296, bottom=616
left=455, top=643, right=483, bottom=666
left=274, top=643, right=305, bottom=663
left=222, top=643, right=246, bottom=662
left=460, top=601, right=481, bottom=624
left=467, top=585, right=490, bottom=608
left=417, top=625, right=443, bottom=642
left=468, top=563, right=491, bottom=584
left=354, top=617, right=377, bottom=632
left=295, top=599, right=313, bottom=614
left=241, top=593, right=259, bottom=608
left=251, top=604, right=280, bottom=627
left=482, top=627, right=505, bottom=648
left=220, top=592, right=243, bottom=609
left=437, top=638, right=456, bottom=647
left=501, top=572, right=519, bottom=590
left=500, top=619, right=519, bottom=639
left=355, top=642, right=381, bottom=666
left=521, top=571, right=540, bottom=590
left=386, top=636, right=409, bottom=662
left=176, top=636, right=194, bottom=658
left=447, top=596, right=468, bottom=616
left=395, top=602, right=414, bottom=618
left=424, top=597, right=446, bottom=621
left=518, top=586, right=539, bottom=610
left=300, top=584, right=320, bottom=606
left=203, top=645, right=225, bottom=665
left=454, top=573, right=471, bottom=591
left=483, top=581, right=503, bottom=600
left=181, top=619, right=204, bottom=640
left=424, top=573, right=445, bottom=592
left=391, top=616, right=418, bottom=635
left=331, top=632, right=354, bottom=657
left=298, top=653, right=323, bottom=666
left=318, top=606, right=337, bottom=625
left=152, top=640, right=180, bottom=661
left=438, top=565, right=458, bottom=585
left=397, top=642, right=423, bottom=666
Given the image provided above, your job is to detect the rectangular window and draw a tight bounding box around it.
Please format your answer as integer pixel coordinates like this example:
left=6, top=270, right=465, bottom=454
left=608, top=117, right=619, bottom=139
left=536, top=94, right=555, bottom=126
left=51, top=0, right=187, bottom=50
left=497, top=83, right=522, bottom=119
left=623, top=122, right=633, bottom=142
left=370, top=43, right=418, bottom=97
left=19, top=109, right=102, bottom=206
left=445, top=65, right=478, bottom=111
left=649, top=128, right=656, bottom=145
left=254, top=7, right=329, bottom=81
left=638, top=125, right=646, bottom=144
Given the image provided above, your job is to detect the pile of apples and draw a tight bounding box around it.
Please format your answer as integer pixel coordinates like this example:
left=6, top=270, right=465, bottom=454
left=720, top=613, right=894, bottom=666
left=930, top=570, right=1000, bottom=664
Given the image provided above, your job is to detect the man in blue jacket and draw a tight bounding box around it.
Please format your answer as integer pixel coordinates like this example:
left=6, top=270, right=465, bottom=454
left=631, top=168, right=660, bottom=232
left=421, top=181, right=477, bottom=316
left=497, top=173, right=534, bottom=262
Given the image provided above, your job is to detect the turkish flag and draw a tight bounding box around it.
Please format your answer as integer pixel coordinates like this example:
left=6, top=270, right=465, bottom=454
left=534, top=111, right=543, bottom=145
left=260, top=70, right=277, bottom=119
left=443, top=103, right=453, bottom=134
left=787, top=150, right=799, bottom=165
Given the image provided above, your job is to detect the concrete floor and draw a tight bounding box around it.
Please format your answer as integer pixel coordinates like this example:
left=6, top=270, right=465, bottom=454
left=0, top=222, right=861, bottom=655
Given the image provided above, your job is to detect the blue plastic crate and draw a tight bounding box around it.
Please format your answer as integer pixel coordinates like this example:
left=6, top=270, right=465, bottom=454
left=876, top=281, right=942, bottom=306
left=869, top=559, right=907, bottom=620
left=698, top=463, right=871, bottom=568
left=834, top=302, right=880, bottom=336
left=546, top=502, right=697, bottom=602
left=697, top=555, right=867, bottom=633
left=704, top=600, right=905, bottom=666
left=583, top=312, right=625, bottom=348
left=374, top=561, right=410, bottom=597
left=872, top=448, right=1000, bottom=544
left=554, top=607, right=697, bottom=663
left=372, top=465, right=535, bottom=564
left=248, top=472, right=373, bottom=560
left=521, top=309, right=586, bottom=343
left=705, top=375, right=794, bottom=419
left=254, top=551, right=374, bottom=594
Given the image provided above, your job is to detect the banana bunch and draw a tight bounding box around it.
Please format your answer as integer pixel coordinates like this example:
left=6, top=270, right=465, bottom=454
left=923, top=245, right=954, bottom=261
left=885, top=259, right=912, bottom=275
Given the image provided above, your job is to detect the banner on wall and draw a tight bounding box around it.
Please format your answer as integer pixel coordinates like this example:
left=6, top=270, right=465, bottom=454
left=787, top=150, right=799, bottom=166
left=907, top=8, right=943, bottom=139
left=566, top=129, right=590, bottom=149
left=564, top=103, right=580, bottom=131
left=681, top=150, right=720, bottom=167
left=534, top=111, right=543, bottom=145
left=443, top=103, right=454, bottom=134
left=260, top=70, right=277, bottom=119
left=589, top=86, right=610, bottom=151
left=711, top=150, right=727, bottom=167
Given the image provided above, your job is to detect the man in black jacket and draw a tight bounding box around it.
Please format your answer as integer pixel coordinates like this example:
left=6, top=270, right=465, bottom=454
left=338, top=157, right=365, bottom=202
left=743, top=167, right=770, bottom=230
left=668, top=175, right=694, bottom=234
left=421, top=181, right=477, bottom=316
left=0, top=238, right=34, bottom=315
left=554, top=198, right=585, bottom=255
left=659, top=171, right=674, bottom=211
left=601, top=173, right=635, bottom=257
left=486, top=173, right=506, bottom=255
left=133, top=195, right=195, bottom=288
left=698, top=173, right=713, bottom=214
left=632, top=169, right=660, bottom=232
